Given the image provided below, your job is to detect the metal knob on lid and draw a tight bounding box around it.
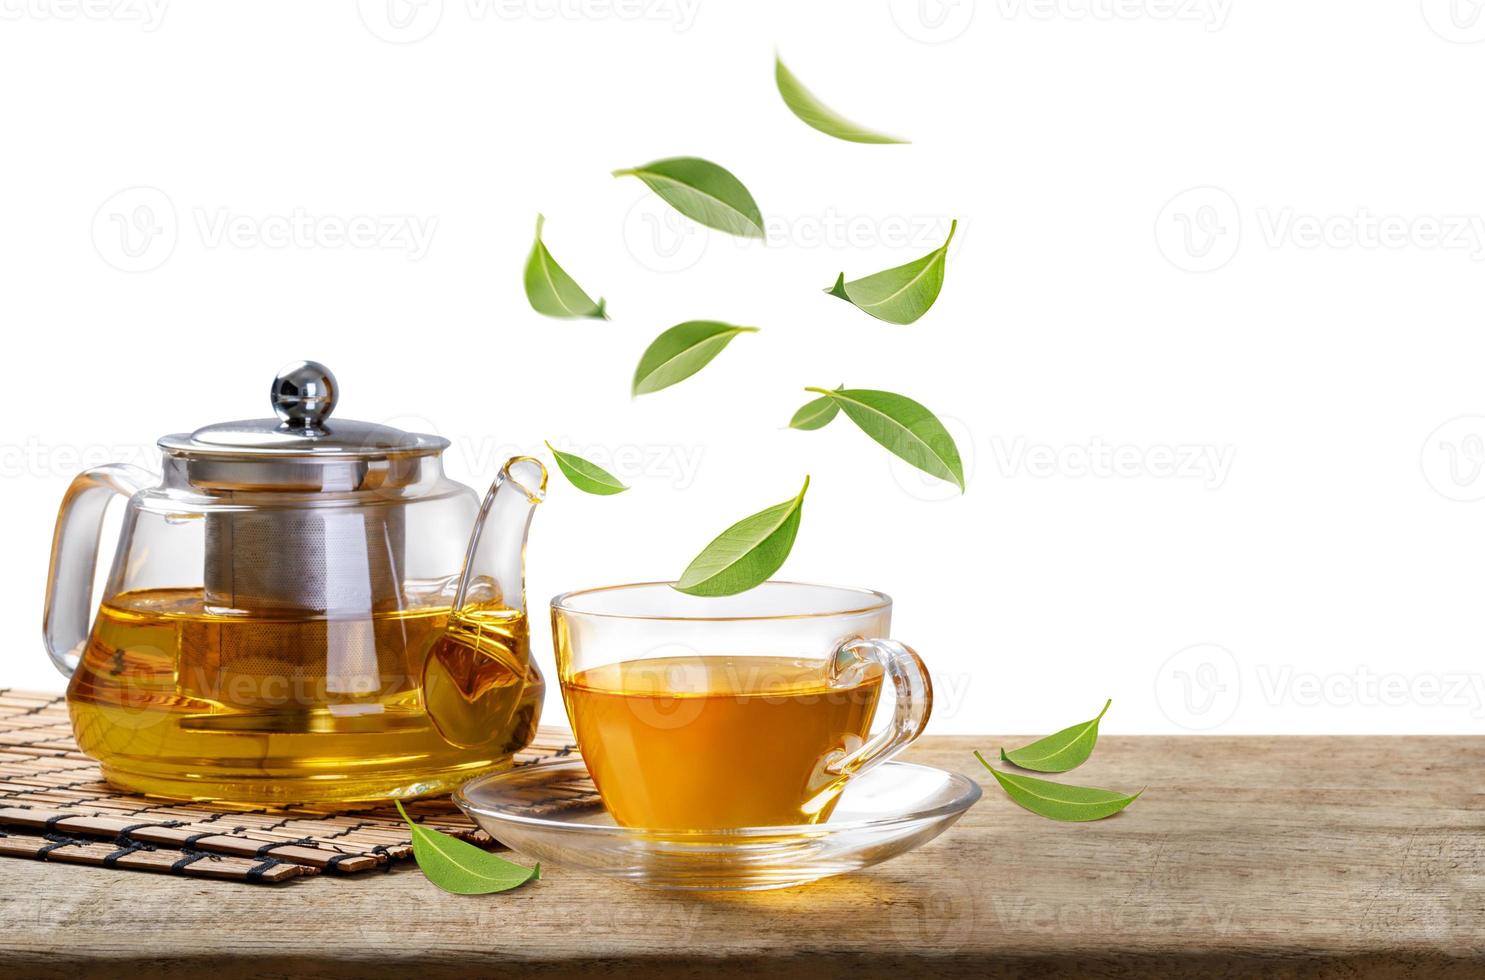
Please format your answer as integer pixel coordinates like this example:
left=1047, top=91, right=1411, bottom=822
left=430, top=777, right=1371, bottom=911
left=271, top=360, right=339, bottom=434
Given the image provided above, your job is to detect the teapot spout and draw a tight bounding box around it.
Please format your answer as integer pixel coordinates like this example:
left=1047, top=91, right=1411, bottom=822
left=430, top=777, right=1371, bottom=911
left=422, top=456, right=547, bottom=753
left=453, top=456, right=547, bottom=616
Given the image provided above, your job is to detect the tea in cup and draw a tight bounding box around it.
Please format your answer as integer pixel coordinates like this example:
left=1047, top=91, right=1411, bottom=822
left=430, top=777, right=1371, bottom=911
left=550, top=582, right=932, bottom=830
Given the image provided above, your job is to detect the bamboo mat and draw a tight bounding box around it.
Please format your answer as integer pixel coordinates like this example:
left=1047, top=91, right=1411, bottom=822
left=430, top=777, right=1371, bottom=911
left=0, top=689, right=578, bottom=885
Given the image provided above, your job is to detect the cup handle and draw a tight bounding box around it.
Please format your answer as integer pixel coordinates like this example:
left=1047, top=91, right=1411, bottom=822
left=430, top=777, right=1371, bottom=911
left=821, top=636, right=934, bottom=781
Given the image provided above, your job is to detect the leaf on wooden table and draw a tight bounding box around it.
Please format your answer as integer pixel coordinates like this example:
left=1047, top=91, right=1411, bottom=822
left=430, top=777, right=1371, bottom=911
left=1000, top=700, right=1112, bottom=774
left=394, top=801, right=540, bottom=894
left=973, top=753, right=1141, bottom=823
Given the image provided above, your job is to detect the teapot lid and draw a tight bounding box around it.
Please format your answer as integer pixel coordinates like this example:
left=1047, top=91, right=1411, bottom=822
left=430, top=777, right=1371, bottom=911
left=158, top=360, right=448, bottom=459
left=157, top=361, right=448, bottom=491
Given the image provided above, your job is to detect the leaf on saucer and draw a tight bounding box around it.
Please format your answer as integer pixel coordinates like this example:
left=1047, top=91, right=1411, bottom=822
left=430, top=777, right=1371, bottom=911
left=524, top=214, right=607, bottom=320
left=545, top=441, right=629, bottom=495
left=973, top=753, right=1141, bottom=823
left=675, top=476, right=809, bottom=597
left=394, top=800, right=540, bottom=894
left=775, top=54, right=908, bottom=144
left=826, top=220, right=956, bottom=324
left=1000, top=700, right=1111, bottom=773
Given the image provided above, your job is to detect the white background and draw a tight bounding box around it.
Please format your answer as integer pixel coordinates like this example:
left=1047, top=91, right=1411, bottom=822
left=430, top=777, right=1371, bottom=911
left=3, top=0, right=1485, bottom=735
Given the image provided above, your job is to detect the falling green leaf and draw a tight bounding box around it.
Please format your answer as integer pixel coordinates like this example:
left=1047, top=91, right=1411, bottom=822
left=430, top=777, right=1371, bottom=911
left=523, top=215, right=607, bottom=320
left=675, top=476, right=809, bottom=597
left=803, top=387, right=964, bottom=491
left=632, top=320, right=759, bottom=396
left=394, top=801, right=540, bottom=894
left=974, top=753, right=1140, bottom=822
left=788, top=385, right=843, bottom=430
left=545, top=441, right=629, bottom=496
left=613, top=157, right=765, bottom=239
left=826, top=220, right=957, bottom=324
left=1000, top=700, right=1112, bottom=773
left=775, top=54, right=908, bottom=145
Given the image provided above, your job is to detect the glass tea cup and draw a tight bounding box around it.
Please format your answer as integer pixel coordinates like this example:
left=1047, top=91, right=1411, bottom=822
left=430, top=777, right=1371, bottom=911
left=549, top=582, right=933, bottom=830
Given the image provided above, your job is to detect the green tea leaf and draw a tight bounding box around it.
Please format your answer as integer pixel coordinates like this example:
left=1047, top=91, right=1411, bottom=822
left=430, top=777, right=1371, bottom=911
left=788, top=385, right=843, bottom=430
left=613, top=157, right=764, bottom=239
left=775, top=55, right=908, bottom=145
left=394, top=801, right=540, bottom=894
left=545, top=441, right=629, bottom=496
left=1000, top=700, right=1111, bottom=773
left=675, top=476, right=809, bottom=597
left=974, top=754, right=1141, bottom=823
left=632, top=320, right=759, bottom=396
left=826, top=220, right=956, bottom=324
left=523, top=214, right=607, bottom=320
left=803, top=387, right=964, bottom=491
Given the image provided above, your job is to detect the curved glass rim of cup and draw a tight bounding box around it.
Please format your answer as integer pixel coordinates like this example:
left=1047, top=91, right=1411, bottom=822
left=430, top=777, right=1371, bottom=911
left=549, top=581, right=892, bottom=622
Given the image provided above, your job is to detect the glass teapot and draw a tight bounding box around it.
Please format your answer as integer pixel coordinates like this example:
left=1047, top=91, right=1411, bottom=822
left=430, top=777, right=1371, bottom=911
left=42, top=361, right=547, bottom=803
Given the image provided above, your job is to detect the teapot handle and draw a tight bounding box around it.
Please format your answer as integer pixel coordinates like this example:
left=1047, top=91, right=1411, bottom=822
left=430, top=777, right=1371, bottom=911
left=42, top=464, right=155, bottom=677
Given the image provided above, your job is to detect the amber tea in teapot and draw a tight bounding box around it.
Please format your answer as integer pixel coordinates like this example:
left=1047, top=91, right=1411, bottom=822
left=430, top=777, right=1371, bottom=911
left=44, top=362, right=548, bottom=803
left=69, top=590, right=541, bottom=802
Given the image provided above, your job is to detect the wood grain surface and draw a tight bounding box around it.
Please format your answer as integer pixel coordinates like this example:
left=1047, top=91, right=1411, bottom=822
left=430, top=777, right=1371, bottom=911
left=2, top=735, right=1482, bottom=979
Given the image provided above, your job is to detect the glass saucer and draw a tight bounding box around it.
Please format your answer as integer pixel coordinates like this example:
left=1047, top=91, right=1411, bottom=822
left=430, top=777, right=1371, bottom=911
left=453, top=757, right=981, bottom=891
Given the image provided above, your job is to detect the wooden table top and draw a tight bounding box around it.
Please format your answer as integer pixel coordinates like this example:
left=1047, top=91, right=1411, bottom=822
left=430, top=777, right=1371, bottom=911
left=1, top=735, right=1482, bottom=979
